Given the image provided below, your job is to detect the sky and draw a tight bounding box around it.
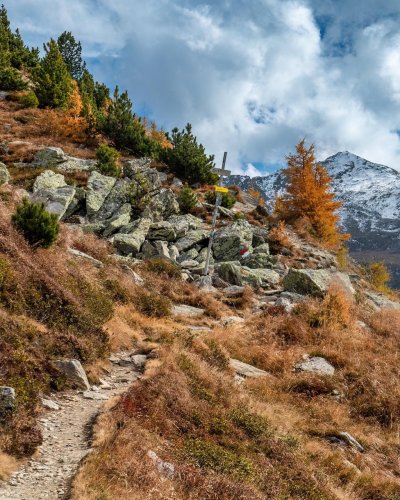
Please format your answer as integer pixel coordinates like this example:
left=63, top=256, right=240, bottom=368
left=6, top=0, right=400, bottom=175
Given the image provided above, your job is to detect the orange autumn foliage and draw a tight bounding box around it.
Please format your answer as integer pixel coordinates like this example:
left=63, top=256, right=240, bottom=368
left=247, top=186, right=265, bottom=207
left=68, top=80, right=83, bottom=119
left=275, top=139, right=348, bottom=248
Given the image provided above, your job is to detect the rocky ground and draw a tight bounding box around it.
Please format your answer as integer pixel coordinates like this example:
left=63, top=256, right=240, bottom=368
left=0, top=352, right=144, bottom=500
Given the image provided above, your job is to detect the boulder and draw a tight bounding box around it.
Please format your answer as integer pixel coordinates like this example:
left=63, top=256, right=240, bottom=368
left=240, top=252, right=275, bottom=269
left=216, top=262, right=243, bottom=286
left=242, top=268, right=280, bottom=288
left=124, top=159, right=161, bottom=190
left=0, top=162, right=10, bottom=185
left=103, top=203, right=132, bottom=237
left=177, top=248, right=199, bottom=263
left=96, top=178, right=131, bottom=221
left=33, top=147, right=66, bottom=166
left=68, top=248, right=103, bottom=268
left=141, top=240, right=170, bottom=259
left=148, top=221, right=176, bottom=241
left=175, top=229, right=209, bottom=252
left=294, top=356, right=335, bottom=376
left=196, top=247, right=214, bottom=265
left=253, top=243, right=270, bottom=254
left=0, top=387, right=16, bottom=415
left=31, top=185, right=76, bottom=220
left=283, top=269, right=354, bottom=298
left=42, top=398, right=60, bottom=411
left=213, top=220, right=254, bottom=261
left=58, top=157, right=96, bottom=172
left=33, top=170, right=66, bottom=192
left=365, top=291, right=400, bottom=311
left=86, top=171, right=117, bottom=216
left=142, top=189, right=179, bottom=221
left=172, top=304, right=205, bottom=317
left=113, top=218, right=151, bottom=256
left=223, top=285, right=246, bottom=297
left=54, top=359, right=90, bottom=390
left=168, top=214, right=203, bottom=238
left=180, top=260, right=200, bottom=269
left=230, top=359, right=270, bottom=379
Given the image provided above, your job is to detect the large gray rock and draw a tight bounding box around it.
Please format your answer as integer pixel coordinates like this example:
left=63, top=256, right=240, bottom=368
left=142, top=188, right=179, bottom=221
left=216, top=262, right=243, bottom=285
left=31, top=185, right=76, bottom=220
left=175, top=229, right=209, bottom=252
left=294, top=356, right=335, bottom=376
left=168, top=214, right=203, bottom=238
left=58, top=157, right=96, bottom=172
left=33, top=170, right=66, bottom=192
left=113, top=218, right=151, bottom=256
left=0, top=387, right=16, bottom=415
left=365, top=291, right=400, bottom=311
left=283, top=269, right=354, bottom=298
left=230, top=359, right=270, bottom=379
left=213, top=220, right=254, bottom=261
left=253, top=243, right=270, bottom=255
left=103, top=203, right=132, bottom=237
left=54, top=359, right=90, bottom=390
left=33, top=147, right=66, bottom=166
left=141, top=240, right=170, bottom=259
left=148, top=221, right=176, bottom=241
left=0, top=162, right=10, bottom=185
left=242, top=268, right=280, bottom=288
left=124, top=159, right=161, bottom=190
left=95, top=178, right=131, bottom=221
left=240, top=252, right=275, bottom=269
left=86, top=171, right=117, bottom=216
left=177, top=247, right=199, bottom=263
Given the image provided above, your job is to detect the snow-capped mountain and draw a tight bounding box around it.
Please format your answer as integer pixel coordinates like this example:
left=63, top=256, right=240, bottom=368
left=227, top=151, right=400, bottom=287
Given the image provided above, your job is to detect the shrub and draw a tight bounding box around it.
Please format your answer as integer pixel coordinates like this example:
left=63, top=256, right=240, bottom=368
left=162, top=124, right=218, bottom=184
left=145, top=258, right=181, bottom=278
left=205, top=190, right=236, bottom=209
left=0, top=67, right=26, bottom=91
left=127, top=172, right=151, bottom=214
left=177, top=185, right=198, bottom=213
left=362, top=261, right=390, bottom=292
left=230, top=407, right=270, bottom=438
left=96, top=144, right=120, bottom=177
left=135, top=291, right=171, bottom=318
left=12, top=199, right=59, bottom=248
left=18, top=90, right=39, bottom=109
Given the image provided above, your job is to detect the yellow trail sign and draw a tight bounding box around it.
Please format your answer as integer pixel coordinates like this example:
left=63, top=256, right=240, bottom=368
left=214, top=186, right=229, bottom=193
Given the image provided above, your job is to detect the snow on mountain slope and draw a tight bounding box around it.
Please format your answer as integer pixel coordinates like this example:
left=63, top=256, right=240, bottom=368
left=227, top=151, right=400, bottom=286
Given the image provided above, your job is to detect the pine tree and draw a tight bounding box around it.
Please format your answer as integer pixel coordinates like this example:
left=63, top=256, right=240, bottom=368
left=57, top=31, right=86, bottom=80
left=162, top=124, right=217, bottom=184
left=276, top=139, right=345, bottom=247
left=177, top=186, right=198, bottom=213
left=98, top=86, right=150, bottom=155
left=34, top=39, right=73, bottom=109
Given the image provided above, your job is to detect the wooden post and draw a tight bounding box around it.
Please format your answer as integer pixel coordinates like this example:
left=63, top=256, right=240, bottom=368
left=203, top=152, right=228, bottom=277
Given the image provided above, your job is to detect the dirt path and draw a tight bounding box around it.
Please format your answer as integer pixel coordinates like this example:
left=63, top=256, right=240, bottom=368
left=0, top=353, right=142, bottom=500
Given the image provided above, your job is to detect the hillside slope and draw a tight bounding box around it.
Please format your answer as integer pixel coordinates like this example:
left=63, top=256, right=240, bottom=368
left=228, top=152, right=400, bottom=287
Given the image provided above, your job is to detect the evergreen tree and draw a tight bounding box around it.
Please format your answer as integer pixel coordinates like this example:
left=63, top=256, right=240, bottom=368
left=57, top=31, right=86, bottom=80
left=34, top=39, right=73, bottom=109
left=177, top=186, right=198, bottom=213
left=276, top=139, right=345, bottom=247
left=96, top=144, right=120, bottom=177
left=162, top=124, right=217, bottom=184
left=98, top=86, right=150, bottom=155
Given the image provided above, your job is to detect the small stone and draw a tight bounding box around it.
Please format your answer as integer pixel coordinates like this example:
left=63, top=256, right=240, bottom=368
left=41, top=398, right=60, bottom=411
left=147, top=450, right=175, bottom=479
left=172, top=304, right=205, bottom=318
left=220, top=316, right=245, bottom=326
left=230, top=359, right=271, bottom=379
left=82, top=391, right=108, bottom=401
left=294, top=356, right=335, bottom=376
left=131, top=354, right=147, bottom=372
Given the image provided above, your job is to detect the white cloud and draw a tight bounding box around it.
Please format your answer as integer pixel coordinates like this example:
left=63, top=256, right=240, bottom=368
left=6, top=0, right=400, bottom=174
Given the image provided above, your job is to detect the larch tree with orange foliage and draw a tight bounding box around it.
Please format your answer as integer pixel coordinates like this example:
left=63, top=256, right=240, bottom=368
left=275, top=139, right=347, bottom=247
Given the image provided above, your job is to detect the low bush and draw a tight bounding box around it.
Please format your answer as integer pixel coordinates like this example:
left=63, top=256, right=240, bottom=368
left=205, top=189, right=236, bottom=209
left=134, top=290, right=171, bottom=318
left=145, top=258, right=181, bottom=278
left=95, top=144, right=120, bottom=177
left=177, top=185, right=198, bottom=214
left=18, top=90, right=39, bottom=109
left=12, top=199, right=59, bottom=248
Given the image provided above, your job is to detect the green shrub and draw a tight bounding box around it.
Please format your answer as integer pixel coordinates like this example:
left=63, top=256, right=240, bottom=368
left=230, top=407, right=270, bottom=438
left=12, top=199, right=59, bottom=248
left=177, top=186, right=198, bottom=214
left=205, top=189, right=236, bottom=209
left=128, top=172, right=151, bottom=214
left=162, top=124, right=218, bottom=184
left=0, top=67, right=26, bottom=91
left=145, top=258, right=181, bottom=278
left=18, top=90, right=39, bottom=108
left=96, top=144, right=120, bottom=177
left=135, top=291, right=171, bottom=317
left=185, top=438, right=254, bottom=479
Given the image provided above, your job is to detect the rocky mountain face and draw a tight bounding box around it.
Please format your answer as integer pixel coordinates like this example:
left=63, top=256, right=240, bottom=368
left=227, top=151, right=400, bottom=288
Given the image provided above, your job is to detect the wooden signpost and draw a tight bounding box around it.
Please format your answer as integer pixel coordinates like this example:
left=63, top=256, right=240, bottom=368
left=203, top=152, right=229, bottom=277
